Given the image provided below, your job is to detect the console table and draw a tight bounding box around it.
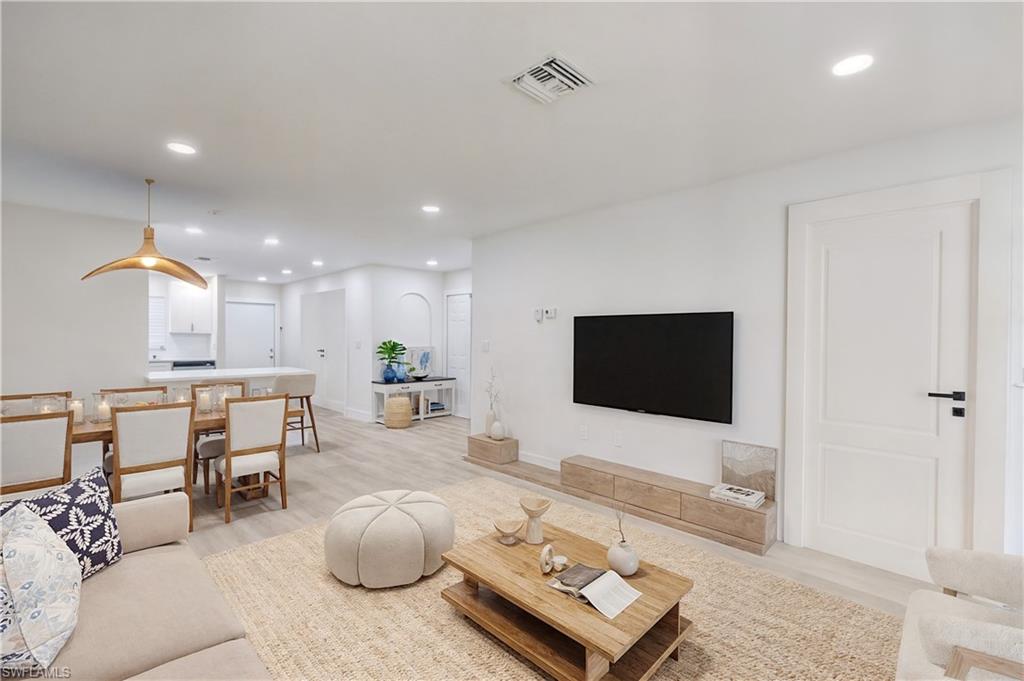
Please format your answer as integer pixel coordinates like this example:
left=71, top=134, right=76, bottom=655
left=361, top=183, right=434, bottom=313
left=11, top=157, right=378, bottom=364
left=371, top=377, right=456, bottom=424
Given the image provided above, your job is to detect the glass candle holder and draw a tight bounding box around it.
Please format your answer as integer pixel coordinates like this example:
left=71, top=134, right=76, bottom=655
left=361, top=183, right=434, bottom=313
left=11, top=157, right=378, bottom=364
left=195, top=387, right=213, bottom=414
left=92, top=393, right=112, bottom=423
left=169, top=386, right=191, bottom=404
left=33, top=395, right=67, bottom=414
left=68, top=398, right=85, bottom=425
left=250, top=387, right=269, bottom=397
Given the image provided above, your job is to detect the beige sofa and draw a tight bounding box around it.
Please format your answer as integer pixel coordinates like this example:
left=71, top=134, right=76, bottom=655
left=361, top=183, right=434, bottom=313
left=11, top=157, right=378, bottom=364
left=51, top=493, right=270, bottom=681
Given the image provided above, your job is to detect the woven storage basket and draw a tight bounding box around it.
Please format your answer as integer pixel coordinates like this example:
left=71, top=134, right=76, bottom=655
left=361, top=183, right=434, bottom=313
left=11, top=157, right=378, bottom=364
left=384, top=396, right=413, bottom=428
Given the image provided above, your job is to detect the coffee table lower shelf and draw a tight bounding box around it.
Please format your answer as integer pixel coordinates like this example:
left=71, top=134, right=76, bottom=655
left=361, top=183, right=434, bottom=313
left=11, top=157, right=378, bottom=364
left=442, top=580, right=691, bottom=681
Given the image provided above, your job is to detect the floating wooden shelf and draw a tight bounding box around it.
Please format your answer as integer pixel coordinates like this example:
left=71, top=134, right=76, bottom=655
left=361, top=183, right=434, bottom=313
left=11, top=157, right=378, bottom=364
left=465, top=454, right=776, bottom=556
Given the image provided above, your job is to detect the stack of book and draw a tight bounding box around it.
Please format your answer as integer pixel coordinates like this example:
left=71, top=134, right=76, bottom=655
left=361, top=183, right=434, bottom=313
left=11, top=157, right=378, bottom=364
left=710, top=483, right=765, bottom=509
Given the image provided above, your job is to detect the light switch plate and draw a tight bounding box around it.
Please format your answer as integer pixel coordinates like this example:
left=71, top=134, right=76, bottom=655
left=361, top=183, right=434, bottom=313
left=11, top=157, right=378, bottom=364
left=534, top=308, right=544, bottom=323
left=544, top=306, right=558, bottom=319
left=481, top=340, right=491, bottom=353
left=579, top=424, right=588, bottom=440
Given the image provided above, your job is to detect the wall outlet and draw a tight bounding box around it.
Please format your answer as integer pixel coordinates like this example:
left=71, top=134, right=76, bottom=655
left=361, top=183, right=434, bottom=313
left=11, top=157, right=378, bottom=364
left=544, top=306, right=558, bottom=319
left=354, top=339, right=362, bottom=350
left=578, top=424, right=588, bottom=440
left=534, top=307, right=544, bottom=323
left=613, top=429, right=623, bottom=447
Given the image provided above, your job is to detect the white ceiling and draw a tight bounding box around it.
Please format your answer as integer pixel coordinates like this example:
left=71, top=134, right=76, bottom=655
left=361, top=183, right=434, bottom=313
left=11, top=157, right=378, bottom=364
left=3, top=2, right=1020, bottom=283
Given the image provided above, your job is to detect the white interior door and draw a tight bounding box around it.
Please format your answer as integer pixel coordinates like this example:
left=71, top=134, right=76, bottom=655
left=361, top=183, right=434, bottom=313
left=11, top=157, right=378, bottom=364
left=300, top=290, right=346, bottom=412
left=446, top=293, right=472, bottom=418
left=788, top=182, right=975, bottom=580
left=224, top=302, right=276, bottom=368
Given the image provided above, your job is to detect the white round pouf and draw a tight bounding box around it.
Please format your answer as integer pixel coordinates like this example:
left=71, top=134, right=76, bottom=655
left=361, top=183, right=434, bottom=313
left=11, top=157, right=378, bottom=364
left=324, top=490, right=455, bottom=589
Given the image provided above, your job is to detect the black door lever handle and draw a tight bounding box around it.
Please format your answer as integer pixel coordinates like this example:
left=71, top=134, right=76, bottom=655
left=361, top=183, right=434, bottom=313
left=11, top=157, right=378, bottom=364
left=928, top=391, right=965, bottom=401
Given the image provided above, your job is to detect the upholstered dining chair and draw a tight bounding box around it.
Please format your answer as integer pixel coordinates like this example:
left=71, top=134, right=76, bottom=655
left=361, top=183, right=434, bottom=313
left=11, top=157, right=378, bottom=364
left=0, top=390, right=72, bottom=416
left=100, top=385, right=169, bottom=456
left=272, top=373, right=319, bottom=452
left=211, top=394, right=288, bottom=523
left=0, top=411, right=73, bottom=499
left=109, top=402, right=195, bottom=530
left=190, top=380, right=246, bottom=495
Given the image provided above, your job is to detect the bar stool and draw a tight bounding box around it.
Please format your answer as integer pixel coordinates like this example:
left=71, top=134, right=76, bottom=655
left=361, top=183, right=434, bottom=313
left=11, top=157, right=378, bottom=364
left=272, top=373, right=319, bottom=452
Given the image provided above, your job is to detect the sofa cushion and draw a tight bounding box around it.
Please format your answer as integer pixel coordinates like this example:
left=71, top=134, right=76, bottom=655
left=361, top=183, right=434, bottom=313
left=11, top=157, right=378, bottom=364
left=1, top=505, right=81, bottom=671
left=0, top=468, right=122, bottom=579
left=896, top=589, right=1024, bottom=681
left=51, top=543, right=245, bottom=681
left=127, top=639, right=270, bottom=680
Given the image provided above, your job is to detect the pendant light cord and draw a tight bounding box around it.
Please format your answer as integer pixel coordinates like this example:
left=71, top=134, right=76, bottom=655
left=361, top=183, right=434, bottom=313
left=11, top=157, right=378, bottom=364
left=145, top=178, right=155, bottom=226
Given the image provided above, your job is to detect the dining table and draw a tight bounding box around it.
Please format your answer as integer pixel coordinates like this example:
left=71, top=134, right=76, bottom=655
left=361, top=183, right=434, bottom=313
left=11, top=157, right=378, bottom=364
left=71, top=407, right=306, bottom=444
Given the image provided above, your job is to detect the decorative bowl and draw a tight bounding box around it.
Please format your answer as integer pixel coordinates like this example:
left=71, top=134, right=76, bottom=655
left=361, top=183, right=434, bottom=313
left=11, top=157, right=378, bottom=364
left=494, top=519, right=524, bottom=545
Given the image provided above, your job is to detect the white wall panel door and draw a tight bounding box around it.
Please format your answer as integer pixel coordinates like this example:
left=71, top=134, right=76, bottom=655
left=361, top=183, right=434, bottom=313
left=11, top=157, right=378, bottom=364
left=789, top=183, right=975, bottom=580
left=224, top=302, right=276, bottom=368
left=446, top=294, right=472, bottom=418
left=300, top=290, right=346, bottom=411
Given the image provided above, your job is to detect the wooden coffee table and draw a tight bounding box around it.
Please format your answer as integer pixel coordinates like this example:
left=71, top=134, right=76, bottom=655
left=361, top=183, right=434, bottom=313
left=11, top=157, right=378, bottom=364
left=441, top=523, right=693, bottom=681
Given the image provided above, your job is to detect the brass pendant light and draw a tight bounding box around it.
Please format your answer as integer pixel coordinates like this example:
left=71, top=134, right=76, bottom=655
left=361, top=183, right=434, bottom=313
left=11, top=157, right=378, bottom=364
left=81, top=179, right=208, bottom=289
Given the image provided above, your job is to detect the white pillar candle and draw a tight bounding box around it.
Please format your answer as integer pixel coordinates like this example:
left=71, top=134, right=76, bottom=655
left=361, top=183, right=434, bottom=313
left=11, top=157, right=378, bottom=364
left=70, top=399, right=84, bottom=424
left=96, top=400, right=111, bottom=421
left=197, top=391, right=211, bottom=412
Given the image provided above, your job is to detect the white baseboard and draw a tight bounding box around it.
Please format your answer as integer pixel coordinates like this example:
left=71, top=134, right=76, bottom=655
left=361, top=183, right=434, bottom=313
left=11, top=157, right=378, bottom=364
left=518, top=450, right=561, bottom=471
left=345, top=407, right=373, bottom=422
left=313, top=399, right=347, bottom=414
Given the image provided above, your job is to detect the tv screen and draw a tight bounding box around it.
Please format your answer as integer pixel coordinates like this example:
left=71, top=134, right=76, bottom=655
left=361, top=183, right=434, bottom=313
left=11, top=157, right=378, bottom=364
left=573, top=312, right=733, bottom=423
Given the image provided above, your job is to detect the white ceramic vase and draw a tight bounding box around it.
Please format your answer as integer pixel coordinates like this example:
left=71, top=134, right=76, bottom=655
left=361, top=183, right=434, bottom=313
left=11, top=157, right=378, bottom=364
left=607, top=541, right=639, bottom=577
left=489, top=420, right=506, bottom=441
left=485, top=410, right=496, bottom=435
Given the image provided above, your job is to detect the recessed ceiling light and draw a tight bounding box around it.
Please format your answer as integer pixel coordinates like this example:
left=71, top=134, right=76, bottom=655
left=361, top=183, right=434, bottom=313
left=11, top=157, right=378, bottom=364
left=257, top=276, right=267, bottom=282
left=281, top=269, right=292, bottom=275
left=185, top=226, right=203, bottom=235
left=421, top=205, right=441, bottom=214
left=832, top=54, right=874, bottom=76
left=426, top=259, right=438, bottom=267
left=166, top=141, right=196, bottom=155
left=312, top=260, right=323, bottom=267
left=264, top=237, right=279, bottom=246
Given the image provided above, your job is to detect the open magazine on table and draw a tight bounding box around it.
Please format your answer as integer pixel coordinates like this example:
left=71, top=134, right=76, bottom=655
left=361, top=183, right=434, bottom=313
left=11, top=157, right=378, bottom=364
left=547, top=563, right=641, bottom=619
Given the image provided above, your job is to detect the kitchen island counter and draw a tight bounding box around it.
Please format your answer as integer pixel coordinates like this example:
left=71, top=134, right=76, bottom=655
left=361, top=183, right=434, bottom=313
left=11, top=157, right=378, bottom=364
left=146, top=366, right=314, bottom=383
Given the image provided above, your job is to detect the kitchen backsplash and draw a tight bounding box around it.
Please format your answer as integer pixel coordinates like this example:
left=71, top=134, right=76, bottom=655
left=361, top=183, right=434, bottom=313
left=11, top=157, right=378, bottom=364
left=150, top=332, right=213, bottom=361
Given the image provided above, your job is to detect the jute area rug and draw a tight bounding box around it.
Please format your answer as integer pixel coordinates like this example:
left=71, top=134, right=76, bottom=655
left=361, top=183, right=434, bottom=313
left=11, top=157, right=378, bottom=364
left=203, top=477, right=900, bottom=680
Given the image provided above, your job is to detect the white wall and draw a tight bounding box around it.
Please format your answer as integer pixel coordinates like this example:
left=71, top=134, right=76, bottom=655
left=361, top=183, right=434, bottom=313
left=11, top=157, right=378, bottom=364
left=278, top=265, right=445, bottom=419
left=2, top=202, right=148, bottom=397
left=444, top=268, right=472, bottom=294
left=471, top=117, right=1022, bottom=549
left=280, top=267, right=373, bottom=418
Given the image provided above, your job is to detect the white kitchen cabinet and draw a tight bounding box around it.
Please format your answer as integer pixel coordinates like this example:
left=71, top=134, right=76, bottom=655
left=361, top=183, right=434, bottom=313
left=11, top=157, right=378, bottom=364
left=168, top=280, right=212, bottom=334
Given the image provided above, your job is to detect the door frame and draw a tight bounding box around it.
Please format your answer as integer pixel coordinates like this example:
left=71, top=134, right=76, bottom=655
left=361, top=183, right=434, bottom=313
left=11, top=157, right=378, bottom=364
left=444, top=289, right=472, bottom=418
left=784, top=169, right=1015, bottom=554
left=223, top=298, right=280, bottom=368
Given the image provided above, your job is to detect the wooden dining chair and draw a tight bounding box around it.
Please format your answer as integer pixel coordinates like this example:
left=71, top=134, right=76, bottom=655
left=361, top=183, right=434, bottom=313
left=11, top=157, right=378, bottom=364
left=190, top=381, right=246, bottom=495
left=272, top=373, right=319, bottom=452
left=214, top=393, right=288, bottom=523
left=0, top=411, right=73, bottom=499
left=0, top=390, right=72, bottom=416
left=100, top=386, right=169, bottom=456
left=110, top=402, right=195, bottom=530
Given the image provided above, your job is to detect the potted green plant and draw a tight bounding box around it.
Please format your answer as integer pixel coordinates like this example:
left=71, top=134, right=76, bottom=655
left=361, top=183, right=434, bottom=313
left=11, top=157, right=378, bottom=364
left=376, top=340, right=411, bottom=383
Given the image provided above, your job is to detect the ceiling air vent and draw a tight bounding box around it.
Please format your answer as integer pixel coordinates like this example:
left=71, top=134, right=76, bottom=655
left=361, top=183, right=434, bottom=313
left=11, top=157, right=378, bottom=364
left=510, top=55, right=593, bottom=104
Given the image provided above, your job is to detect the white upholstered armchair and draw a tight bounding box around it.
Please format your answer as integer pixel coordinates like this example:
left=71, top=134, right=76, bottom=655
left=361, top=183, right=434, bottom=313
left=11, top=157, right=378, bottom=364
left=897, top=548, right=1023, bottom=680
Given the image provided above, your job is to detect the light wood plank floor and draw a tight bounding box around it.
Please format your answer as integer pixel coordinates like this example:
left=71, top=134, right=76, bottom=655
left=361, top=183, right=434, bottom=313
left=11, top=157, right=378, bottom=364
left=186, top=407, right=927, bottom=616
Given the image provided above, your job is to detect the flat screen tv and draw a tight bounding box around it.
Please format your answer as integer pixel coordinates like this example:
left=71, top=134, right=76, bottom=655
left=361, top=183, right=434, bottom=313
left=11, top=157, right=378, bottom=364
left=573, top=312, right=733, bottom=423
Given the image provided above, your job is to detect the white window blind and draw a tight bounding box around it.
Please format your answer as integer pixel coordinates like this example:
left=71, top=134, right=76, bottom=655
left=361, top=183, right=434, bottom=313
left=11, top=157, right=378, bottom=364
left=149, top=296, right=167, bottom=350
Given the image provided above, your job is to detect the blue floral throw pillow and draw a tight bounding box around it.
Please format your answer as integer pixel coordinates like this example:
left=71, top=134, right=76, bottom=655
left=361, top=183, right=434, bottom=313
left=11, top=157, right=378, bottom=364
left=0, top=467, right=122, bottom=579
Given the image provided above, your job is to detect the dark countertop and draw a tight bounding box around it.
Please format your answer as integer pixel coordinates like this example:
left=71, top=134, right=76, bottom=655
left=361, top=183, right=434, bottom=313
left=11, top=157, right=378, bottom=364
left=371, top=376, right=456, bottom=385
